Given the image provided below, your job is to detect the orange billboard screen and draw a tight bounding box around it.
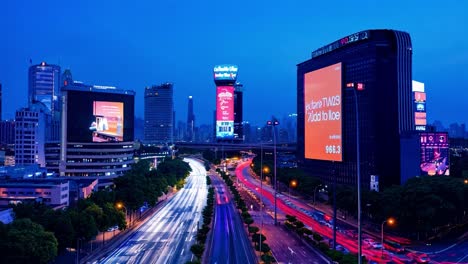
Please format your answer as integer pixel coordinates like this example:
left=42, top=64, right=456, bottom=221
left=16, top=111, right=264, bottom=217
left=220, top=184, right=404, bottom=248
left=304, top=62, right=342, bottom=161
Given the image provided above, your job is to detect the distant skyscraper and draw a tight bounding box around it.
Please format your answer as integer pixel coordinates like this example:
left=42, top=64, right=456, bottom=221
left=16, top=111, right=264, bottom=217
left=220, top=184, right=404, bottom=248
left=186, top=96, right=195, bottom=141
left=144, top=83, right=174, bottom=143
left=28, top=62, right=61, bottom=113
left=0, top=120, right=15, bottom=145
left=0, top=83, right=2, bottom=120
left=15, top=103, right=50, bottom=167
left=234, top=82, right=244, bottom=141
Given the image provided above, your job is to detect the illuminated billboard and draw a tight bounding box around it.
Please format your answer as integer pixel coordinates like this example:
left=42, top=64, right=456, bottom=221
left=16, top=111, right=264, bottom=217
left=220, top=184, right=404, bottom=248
left=304, top=62, right=342, bottom=161
left=420, top=132, right=449, bottom=176
left=214, top=65, right=238, bottom=81
left=414, top=91, right=427, bottom=130
left=90, top=101, right=124, bottom=142
left=216, top=86, right=234, bottom=139
left=66, top=90, right=134, bottom=143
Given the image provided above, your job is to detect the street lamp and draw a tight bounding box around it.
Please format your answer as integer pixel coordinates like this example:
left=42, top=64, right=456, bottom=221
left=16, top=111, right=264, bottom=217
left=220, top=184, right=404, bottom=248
left=346, top=82, right=364, bottom=263
left=116, top=202, right=128, bottom=226
left=381, top=218, right=395, bottom=258
left=267, top=119, right=279, bottom=225
left=289, top=179, right=297, bottom=198
left=464, top=179, right=468, bottom=184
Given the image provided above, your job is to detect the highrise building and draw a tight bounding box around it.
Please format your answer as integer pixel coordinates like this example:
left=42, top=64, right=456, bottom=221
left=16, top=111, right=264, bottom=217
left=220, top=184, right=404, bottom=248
left=144, top=83, right=174, bottom=144
left=14, top=103, right=50, bottom=167
left=28, top=62, right=61, bottom=113
left=0, top=83, right=2, bottom=120
left=213, top=65, right=241, bottom=142
left=234, top=82, right=244, bottom=141
left=186, top=96, right=195, bottom=141
left=297, top=29, right=414, bottom=189
left=0, top=120, right=15, bottom=146
left=59, top=77, right=135, bottom=185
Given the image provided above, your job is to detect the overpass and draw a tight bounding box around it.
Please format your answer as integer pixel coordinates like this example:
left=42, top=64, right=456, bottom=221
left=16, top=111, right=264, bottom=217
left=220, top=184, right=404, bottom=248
left=174, top=141, right=297, bottom=152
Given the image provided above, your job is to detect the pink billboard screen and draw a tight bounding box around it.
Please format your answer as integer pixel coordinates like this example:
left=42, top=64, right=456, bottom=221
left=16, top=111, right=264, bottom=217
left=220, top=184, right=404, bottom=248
left=90, top=101, right=124, bottom=142
left=216, top=86, right=234, bottom=139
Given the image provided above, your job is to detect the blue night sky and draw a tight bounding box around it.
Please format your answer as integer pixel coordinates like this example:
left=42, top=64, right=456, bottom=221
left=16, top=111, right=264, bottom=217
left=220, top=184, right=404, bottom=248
left=1, top=0, right=467, bottom=127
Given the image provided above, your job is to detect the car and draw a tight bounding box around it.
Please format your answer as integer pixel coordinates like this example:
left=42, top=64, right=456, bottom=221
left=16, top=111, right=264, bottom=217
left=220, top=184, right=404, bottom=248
left=335, top=245, right=350, bottom=254
left=107, top=225, right=119, bottom=232
left=384, top=241, right=405, bottom=253
left=363, top=238, right=375, bottom=245
left=407, top=252, right=430, bottom=263
left=371, top=242, right=383, bottom=249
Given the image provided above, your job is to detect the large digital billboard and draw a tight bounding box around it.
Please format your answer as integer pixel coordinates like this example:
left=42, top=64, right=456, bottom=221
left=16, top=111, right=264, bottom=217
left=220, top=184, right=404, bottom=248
left=304, top=62, right=342, bottom=161
left=216, top=86, right=234, bottom=139
left=66, top=90, right=134, bottom=143
left=213, top=65, right=238, bottom=81
left=420, top=132, right=449, bottom=176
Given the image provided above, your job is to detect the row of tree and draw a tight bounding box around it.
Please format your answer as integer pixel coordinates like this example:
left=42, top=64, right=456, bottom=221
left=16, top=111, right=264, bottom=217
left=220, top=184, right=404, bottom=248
left=0, top=157, right=193, bottom=264
left=188, top=176, right=215, bottom=264
left=333, top=176, right=468, bottom=240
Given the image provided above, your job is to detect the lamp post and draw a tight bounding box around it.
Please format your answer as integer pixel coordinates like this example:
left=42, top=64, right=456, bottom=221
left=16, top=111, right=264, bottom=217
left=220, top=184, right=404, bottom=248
left=346, top=82, right=364, bottom=263
left=289, top=180, right=297, bottom=198
left=267, top=119, right=279, bottom=225
left=381, top=218, right=395, bottom=259
left=116, top=202, right=128, bottom=226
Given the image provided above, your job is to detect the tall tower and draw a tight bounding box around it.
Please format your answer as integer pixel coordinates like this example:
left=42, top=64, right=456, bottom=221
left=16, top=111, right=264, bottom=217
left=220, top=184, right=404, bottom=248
left=28, top=62, right=61, bottom=113
left=213, top=65, right=238, bottom=142
left=144, top=83, right=174, bottom=144
left=234, top=82, right=244, bottom=140
left=0, top=82, right=2, bottom=121
left=186, top=96, right=195, bottom=141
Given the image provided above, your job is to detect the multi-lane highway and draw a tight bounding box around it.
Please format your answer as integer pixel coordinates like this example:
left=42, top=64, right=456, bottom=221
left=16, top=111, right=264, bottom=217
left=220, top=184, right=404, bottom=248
left=96, top=158, right=207, bottom=264
left=208, top=175, right=257, bottom=264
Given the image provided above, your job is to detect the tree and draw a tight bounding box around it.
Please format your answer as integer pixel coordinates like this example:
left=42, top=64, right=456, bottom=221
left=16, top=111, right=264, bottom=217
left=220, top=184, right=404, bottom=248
left=244, top=217, right=254, bottom=227
left=248, top=226, right=260, bottom=235
left=0, top=219, right=58, bottom=264
left=69, top=209, right=98, bottom=241
left=190, top=244, right=204, bottom=260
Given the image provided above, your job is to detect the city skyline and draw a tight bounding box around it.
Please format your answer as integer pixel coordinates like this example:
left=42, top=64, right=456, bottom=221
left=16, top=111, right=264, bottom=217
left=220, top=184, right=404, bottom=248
left=2, top=1, right=468, bottom=127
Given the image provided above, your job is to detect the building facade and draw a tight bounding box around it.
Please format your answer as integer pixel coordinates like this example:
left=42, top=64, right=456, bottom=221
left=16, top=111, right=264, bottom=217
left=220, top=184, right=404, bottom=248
left=144, top=83, right=174, bottom=144
left=0, top=120, right=15, bottom=146
left=186, top=96, right=195, bottom=141
left=59, top=79, right=135, bottom=184
left=234, top=82, right=244, bottom=141
left=297, top=29, right=413, bottom=189
left=28, top=62, right=61, bottom=113
left=0, top=180, right=69, bottom=209
left=14, top=103, right=49, bottom=167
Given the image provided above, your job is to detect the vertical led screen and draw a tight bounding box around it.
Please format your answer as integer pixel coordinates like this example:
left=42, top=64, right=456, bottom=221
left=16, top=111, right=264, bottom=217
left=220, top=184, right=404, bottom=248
left=216, top=86, right=234, bottom=139
left=90, top=101, right=124, bottom=142
left=420, top=132, right=449, bottom=176
left=304, top=62, right=342, bottom=161
left=414, top=91, right=427, bottom=129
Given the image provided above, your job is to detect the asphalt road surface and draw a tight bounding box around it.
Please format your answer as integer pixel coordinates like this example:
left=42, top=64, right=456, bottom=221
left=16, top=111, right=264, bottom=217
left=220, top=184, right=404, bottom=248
left=96, top=158, right=207, bottom=264
left=209, top=175, right=257, bottom=264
